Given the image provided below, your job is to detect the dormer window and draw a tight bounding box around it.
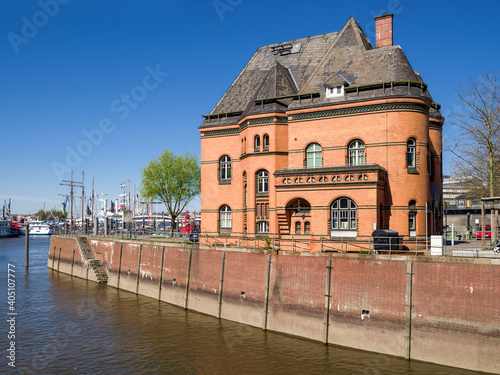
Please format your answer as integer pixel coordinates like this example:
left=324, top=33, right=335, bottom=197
left=325, top=85, right=344, bottom=98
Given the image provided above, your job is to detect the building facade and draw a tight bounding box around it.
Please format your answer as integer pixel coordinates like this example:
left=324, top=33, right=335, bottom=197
left=199, top=14, right=444, bottom=250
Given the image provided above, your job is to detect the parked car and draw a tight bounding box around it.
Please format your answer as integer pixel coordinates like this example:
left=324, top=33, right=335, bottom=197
left=476, top=225, right=491, bottom=239
left=189, top=228, right=201, bottom=243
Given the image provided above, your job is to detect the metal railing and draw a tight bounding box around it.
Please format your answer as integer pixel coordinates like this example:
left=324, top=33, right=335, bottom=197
left=55, top=231, right=500, bottom=259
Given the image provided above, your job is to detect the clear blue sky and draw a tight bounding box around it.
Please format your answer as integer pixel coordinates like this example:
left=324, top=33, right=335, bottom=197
left=1, top=0, right=499, bottom=215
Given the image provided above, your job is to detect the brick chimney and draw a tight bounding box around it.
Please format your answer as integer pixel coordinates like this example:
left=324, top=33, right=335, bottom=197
left=375, top=13, right=394, bottom=48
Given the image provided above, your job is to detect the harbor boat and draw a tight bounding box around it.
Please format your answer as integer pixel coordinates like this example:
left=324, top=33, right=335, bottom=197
left=29, top=221, right=54, bottom=235
left=0, top=219, right=23, bottom=238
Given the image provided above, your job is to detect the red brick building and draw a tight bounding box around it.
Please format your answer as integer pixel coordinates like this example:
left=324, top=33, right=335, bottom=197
left=199, top=14, right=444, bottom=250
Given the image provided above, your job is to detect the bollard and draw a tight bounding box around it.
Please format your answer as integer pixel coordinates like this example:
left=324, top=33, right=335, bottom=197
left=25, top=224, right=29, bottom=269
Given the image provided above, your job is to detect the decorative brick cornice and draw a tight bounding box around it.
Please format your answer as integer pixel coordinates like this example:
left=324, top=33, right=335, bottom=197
left=290, top=103, right=429, bottom=122
left=240, top=116, right=288, bottom=130
left=429, top=122, right=443, bottom=130
left=202, top=128, right=239, bottom=138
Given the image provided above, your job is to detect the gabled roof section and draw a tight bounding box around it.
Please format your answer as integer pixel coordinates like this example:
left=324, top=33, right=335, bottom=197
left=255, top=61, right=298, bottom=100
left=201, top=16, right=436, bottom=128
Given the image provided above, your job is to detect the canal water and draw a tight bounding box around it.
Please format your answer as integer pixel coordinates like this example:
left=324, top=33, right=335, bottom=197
left=0, top=237, right=479, bottom=375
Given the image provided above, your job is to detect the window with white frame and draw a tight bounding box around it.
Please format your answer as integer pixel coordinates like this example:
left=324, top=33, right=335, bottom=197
left=304, top=221, right=311, bottom=234
left=254, top=135, right=260, bottom=152
left=257, top=221, right=269, bottom=233
left=220, top=205, right=232, bottom=229
left=219, top=156, right=232, bottom=180
left=295, top=221, right=301, bottom=234
left=257, top=170, right=269, bottom=194
left=409, top=200, right=417, bottom=237
left=331, top=198, right=357, bottom=238
left=407, top=139, right=416, bottom=169
left=263, top=134, right=269, bottom=151
left=325, top=85, right=344, bottom=98
left=349, top=140, right=365, bottom=166
left=306, top=143, right=322, bottom=168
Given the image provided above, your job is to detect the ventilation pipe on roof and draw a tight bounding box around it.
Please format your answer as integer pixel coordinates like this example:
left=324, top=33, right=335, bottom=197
left=375, top=12, right=394, bottom=48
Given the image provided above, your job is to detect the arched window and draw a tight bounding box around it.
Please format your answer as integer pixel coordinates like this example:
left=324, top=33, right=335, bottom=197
left=331, top=198, right=357, bottom=236
left=306, top=143, right=322, bottom=168
left=257, top=221, right=269, bottom=233
left=349, top=140, right=365, bottom=166
left=409, top=200, right=417, bottom=237
left=263, top=134, right=269, bottom=151
left=295, top=221, right=301, bottom=234
left=304, top=221, right=311, bottom=234
left=219, top=156, right=231, bottom=181
left=257, top=170, right=269, bottom=194
left=407, top=139, right=416, bottom=168
left=220, top=205, right=232, bottom=231
left=254, top=135, right=261, bottom=152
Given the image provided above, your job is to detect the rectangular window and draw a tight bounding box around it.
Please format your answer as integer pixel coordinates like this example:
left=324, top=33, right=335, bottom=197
left=332, top=211, right=338, bottom=229
left=325, top=85, right=344, bottom=98
left=409, top=213, right=416, bottom=230
left=257, top=221, right=269, bottom=233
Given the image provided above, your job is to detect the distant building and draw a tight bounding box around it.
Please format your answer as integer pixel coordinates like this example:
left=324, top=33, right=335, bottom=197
left=199, top=14, right=444, bottom=249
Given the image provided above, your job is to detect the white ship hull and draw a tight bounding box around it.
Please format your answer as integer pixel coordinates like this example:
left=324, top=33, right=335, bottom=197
left=29, top=222, right=54, bottom=235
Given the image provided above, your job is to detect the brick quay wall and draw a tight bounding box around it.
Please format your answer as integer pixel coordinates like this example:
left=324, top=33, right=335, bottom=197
left=48, top=236, right=500, bottom=374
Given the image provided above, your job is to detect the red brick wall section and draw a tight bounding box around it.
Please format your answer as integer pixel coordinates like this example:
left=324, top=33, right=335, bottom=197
left=161, top=246, right=191, bottom=288
left=189, top=249, right=223, bottom=295
left=269, top=255, right=327, bottom=316
left=330, top=257, right=407, bottom=326
left=412, top=263, right=500, bottom=329
left=138, top=244, right=163, bottom=283
left=119, top=243, right=141, bottom=276
left=222, top=252, right=268, bottom=302
left=49, top=237, right=79, bottom=266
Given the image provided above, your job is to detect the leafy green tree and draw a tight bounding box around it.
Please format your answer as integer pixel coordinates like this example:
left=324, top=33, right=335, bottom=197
left=140, top=149, right=201, bottom=236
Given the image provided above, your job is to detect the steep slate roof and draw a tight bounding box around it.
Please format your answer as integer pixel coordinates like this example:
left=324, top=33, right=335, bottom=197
left=201, top=17, right=441, bottom=128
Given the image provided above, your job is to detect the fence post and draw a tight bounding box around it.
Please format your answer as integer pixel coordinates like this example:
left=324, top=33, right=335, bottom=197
left=136, top=245, right=143, bottom=295
left=321, top=237, right=323, bottom=252
left=158, top=247, right=165, bottom=301
left=217, top=251, right=226, bottom=319
left=117, top=243, right=123, bottom=290
left=292, top=237, right=295, bottom=252
left=324, top=259, right=332, bottom=344
left=238, top=235, right=240, bottom=248
left=263, top=254, right=272, bottom=330
left=405, top=261, right=414, bottom=360
left=184, top=248, right=193, bottom=310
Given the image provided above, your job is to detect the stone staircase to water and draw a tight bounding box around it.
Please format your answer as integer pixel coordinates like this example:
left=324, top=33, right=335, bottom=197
left=76, top=237, right=108, bottom=283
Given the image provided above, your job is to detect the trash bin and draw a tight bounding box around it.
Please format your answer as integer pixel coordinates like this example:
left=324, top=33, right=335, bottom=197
left=372, top=229, right=401, bottom=252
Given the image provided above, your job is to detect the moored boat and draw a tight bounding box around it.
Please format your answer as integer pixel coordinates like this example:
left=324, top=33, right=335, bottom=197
left=0, top=219, right=23, bottom=238
left=29, top=221, right=54, bottom=235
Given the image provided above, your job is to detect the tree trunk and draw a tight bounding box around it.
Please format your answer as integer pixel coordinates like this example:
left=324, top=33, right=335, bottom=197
left=170, top=214, right=177, bottom=237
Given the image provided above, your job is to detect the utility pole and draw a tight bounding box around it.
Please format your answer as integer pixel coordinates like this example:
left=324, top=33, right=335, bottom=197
left=81, top=170, right=85, bottom=230
left=59, top=169, right=84, bottom=231
left=91, top=177, right=95, bottom=224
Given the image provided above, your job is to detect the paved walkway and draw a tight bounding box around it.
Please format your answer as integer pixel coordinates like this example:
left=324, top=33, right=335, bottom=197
left=442, top=239, right=500, bottom=258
